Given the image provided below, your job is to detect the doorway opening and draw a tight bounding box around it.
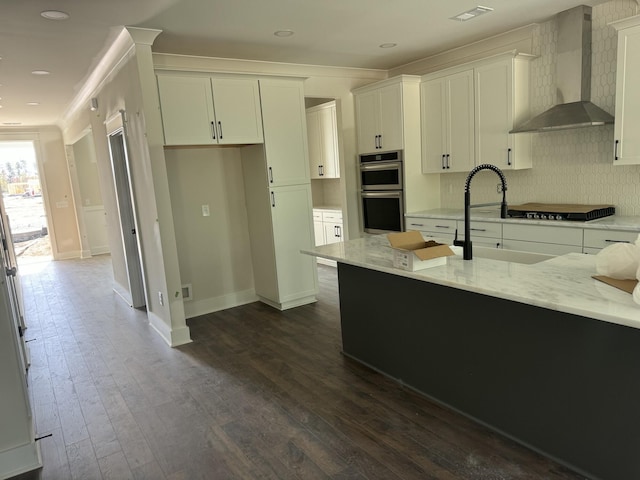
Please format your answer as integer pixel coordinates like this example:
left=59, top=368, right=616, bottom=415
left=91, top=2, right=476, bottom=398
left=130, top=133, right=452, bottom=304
left=0, top=140, right=52, bottom=264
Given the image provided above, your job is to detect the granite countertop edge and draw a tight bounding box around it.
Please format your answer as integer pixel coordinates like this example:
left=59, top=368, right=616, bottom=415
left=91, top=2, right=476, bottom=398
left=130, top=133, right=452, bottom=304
left=303, top=235, right=640, bottom=331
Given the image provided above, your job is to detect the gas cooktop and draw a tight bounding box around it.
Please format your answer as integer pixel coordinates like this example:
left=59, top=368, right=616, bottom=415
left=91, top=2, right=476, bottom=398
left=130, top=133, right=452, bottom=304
left=507, top=203, right=615, bottom=221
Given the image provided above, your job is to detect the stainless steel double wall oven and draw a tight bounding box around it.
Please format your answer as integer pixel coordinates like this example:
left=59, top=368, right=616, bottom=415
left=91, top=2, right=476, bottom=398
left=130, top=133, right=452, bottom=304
left=359, top=150, right=405, bottom=233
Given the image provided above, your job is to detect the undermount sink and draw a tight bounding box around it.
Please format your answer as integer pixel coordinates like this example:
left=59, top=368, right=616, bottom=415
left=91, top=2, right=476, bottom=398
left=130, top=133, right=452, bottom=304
left=457, top=246, right=555, bottom=265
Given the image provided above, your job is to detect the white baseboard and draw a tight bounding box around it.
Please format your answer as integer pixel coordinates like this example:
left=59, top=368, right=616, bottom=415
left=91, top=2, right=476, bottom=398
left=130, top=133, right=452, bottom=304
left=184, top=288, right=258, bottom=319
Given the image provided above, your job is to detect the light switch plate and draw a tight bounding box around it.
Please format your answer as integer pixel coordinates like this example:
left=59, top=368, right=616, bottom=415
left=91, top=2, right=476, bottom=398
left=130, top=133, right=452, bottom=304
left=202, top=204, right=210, bottom=216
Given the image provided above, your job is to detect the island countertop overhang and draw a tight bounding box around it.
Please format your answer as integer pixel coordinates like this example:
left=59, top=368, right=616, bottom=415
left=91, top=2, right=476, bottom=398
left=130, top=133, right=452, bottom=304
left=302, top=234, right=640, bottom=330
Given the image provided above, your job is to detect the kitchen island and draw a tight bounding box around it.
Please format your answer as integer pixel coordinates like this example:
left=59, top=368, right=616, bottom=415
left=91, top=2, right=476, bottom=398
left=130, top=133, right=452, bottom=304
left=302, top=235, right=640, bottom=480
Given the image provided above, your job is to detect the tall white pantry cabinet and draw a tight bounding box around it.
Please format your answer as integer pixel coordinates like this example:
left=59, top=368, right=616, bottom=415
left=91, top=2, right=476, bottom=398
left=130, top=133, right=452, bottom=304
left=0, top=195, right=41, bottom=479
left=241, top=78, right=318, bottom=310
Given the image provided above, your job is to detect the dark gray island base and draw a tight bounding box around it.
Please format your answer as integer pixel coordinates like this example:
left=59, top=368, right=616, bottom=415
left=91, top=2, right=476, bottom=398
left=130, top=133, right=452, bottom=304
left=338, top=263, right=640, bottom=480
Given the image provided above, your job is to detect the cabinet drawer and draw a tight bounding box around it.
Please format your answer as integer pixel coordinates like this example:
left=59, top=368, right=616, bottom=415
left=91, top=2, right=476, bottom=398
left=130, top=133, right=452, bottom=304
left=405, top=217, right=457, bottom=234
left=313, top=210, right=323, bottom=221
left=456, top=220, right=502, bottom=239
left=583, top=229, right=639, bottom=249
left=322, top=210, right=343, bottom=223
left=502, top=239, right=580, bottom=256
left=503, top=223, right=582, bottom=246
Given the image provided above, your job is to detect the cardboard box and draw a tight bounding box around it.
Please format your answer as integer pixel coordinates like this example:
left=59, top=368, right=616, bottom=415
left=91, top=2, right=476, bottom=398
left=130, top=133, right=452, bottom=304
left=387, top=231, right=455, bottom=271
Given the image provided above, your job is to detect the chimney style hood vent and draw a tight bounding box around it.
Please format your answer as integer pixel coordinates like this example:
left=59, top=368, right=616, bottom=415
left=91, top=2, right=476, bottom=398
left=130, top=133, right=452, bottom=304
left=510, top=5, right=614, bottom=133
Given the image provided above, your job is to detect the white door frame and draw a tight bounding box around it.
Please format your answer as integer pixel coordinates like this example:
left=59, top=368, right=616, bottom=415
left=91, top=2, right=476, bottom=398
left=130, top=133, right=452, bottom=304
left=0, top=133, right=57, bottom=258
left=106, top=111, right=147, bottom=309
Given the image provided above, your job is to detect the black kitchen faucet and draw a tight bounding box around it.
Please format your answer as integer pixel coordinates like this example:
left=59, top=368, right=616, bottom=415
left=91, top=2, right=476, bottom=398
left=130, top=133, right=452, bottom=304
left=453, top=164, right=508, bottom=260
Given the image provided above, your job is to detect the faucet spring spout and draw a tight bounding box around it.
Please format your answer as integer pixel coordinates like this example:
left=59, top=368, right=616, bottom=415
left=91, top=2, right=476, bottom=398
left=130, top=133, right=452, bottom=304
left=454, top=164, right=509, bottom=260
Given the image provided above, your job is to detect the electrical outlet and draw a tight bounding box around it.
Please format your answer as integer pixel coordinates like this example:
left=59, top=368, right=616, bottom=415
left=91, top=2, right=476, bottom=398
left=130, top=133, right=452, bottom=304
left=158, top=291, right=164, bottom=306
left=202, top=204, right=210, bottom=217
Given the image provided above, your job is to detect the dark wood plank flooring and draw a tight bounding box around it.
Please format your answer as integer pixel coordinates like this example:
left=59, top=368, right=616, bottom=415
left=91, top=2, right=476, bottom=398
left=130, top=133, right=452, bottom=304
left=17, top=255, right=588, bottom=479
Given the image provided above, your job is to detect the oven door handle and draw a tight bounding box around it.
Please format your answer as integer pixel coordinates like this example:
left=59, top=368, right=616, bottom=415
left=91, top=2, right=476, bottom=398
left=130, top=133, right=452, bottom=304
left=361, top=191, right=403, bottom=198
left=360, top=162, right=402, bottom=172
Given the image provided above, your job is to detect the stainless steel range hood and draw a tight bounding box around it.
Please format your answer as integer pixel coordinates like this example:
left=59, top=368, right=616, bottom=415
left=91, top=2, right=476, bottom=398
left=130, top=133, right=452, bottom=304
left=510, top=5, right=614, bottom=133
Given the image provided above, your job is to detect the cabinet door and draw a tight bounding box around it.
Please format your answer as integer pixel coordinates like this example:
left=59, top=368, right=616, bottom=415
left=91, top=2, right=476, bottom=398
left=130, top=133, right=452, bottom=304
left=271, top=184, right=318, bottom=305
left=421, top=78, right=447, bottom=173
left=157, top=75, right=216, bottom=145
left=313, top=219, right=325, bottom=246
left=259, top=78, right=311, bottom=186
left=210, top=77, right=263, bottom=144
left=306, top=109, right=323, bottom=179
left=378, top=83, right=404, bottom=152
left=446, top=70, right=475, bottom=173
left=475, top=60, right=512, bottom=168
left=421, top=71, right=474, bottom=174
left=355, top=90, right=380, bottom=154
left=318, top=104, right=339, bottom=178
left=475, top=58, right=532, bottom=170
left=614, top=23, right=640, bottom=166
left=323, top=222, right=343, bottom=244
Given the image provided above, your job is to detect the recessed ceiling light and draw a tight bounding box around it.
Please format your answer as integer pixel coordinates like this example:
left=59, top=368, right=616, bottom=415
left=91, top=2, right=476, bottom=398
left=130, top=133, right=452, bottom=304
left=274, top=30, right=294, bottom=37
left=31, top=70, right=50, bottom=75
left=27, top=102, right=40, bottom=106
left=41, top=10, right=70, bottom=20
left=379, top=43, right=397, bottom=49
left=450, top=6, right=493, bottom=21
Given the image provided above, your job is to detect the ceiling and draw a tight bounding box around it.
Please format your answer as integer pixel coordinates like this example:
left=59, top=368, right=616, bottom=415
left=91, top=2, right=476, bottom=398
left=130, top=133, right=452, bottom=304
left=0, top=0, right=612, bottom=128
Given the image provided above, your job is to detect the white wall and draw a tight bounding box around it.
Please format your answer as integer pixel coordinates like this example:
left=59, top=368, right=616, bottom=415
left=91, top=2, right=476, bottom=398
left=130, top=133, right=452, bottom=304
left=165, top=146, right=256, bottom=317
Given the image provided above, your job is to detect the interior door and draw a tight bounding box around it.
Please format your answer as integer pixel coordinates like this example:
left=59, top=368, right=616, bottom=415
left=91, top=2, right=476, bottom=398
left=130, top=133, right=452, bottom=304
left=107, top=117, right=147, bottom=309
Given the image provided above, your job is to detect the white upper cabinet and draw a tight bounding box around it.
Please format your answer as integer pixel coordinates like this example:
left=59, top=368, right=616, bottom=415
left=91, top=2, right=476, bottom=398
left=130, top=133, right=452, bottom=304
left=475, top=55, right=533, bottom=170
left=612, top=15, right=640, bottom=166
left=306, top=101, right=340, bottom=179
left=156, top=73, right=263, bottom=146
left=354, top=79, right=406, bottom=154
left=259, top=78, right=311, bottom=186
left=421, top=53, right=533, bottom=174
left=421, top=69, right=475, bottom=173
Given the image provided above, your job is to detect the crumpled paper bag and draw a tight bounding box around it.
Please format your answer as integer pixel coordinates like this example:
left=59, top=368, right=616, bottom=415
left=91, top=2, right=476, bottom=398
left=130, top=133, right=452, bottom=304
left=595, top=233, right=640, bottom=306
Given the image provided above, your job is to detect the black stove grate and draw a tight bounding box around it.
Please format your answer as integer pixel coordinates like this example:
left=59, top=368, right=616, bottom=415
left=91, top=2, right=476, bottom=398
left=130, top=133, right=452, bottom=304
left=507, top=205, right=616, bottom=221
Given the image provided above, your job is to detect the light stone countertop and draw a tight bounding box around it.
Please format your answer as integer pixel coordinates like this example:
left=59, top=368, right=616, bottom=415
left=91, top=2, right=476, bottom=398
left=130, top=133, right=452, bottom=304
left=406, top=208, right=640, bottom=232
left=302, top=234, right=640, bottom=330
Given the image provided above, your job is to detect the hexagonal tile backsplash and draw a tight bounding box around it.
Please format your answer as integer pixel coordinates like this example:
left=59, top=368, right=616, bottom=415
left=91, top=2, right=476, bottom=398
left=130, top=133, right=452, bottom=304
left=439, top=0, right=640, bottom=216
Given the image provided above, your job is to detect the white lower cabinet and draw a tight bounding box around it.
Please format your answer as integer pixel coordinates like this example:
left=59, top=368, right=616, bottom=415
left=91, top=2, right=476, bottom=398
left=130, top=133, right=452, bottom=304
left=404, top=216, right=457, bottom=244
left=313, top=211, right=325, bottom=246
left=456, top=220, right=502, bottom=249
left=583, top=229, right=639, bottom=254
left=313, top=209, right=343, bottom=266
left=406, top=215, right=640, bottom=257
left=502, top=223, right=583, bottom=255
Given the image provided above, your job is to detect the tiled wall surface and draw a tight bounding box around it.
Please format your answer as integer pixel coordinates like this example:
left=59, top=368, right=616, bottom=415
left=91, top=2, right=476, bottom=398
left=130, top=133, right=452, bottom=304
left=440, top=0, right=640, bottom=216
